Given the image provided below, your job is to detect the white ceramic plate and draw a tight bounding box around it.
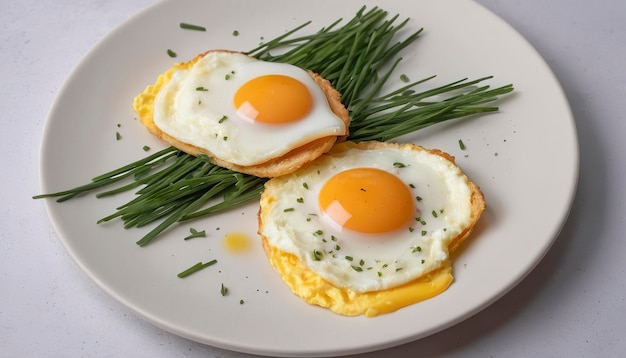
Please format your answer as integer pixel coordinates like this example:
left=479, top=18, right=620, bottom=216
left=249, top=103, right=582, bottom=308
left=39, top=0, right=578, bottom=356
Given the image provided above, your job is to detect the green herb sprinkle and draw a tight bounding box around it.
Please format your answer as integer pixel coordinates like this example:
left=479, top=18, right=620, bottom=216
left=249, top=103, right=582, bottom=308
left=180, top=22, right=206, bottom=31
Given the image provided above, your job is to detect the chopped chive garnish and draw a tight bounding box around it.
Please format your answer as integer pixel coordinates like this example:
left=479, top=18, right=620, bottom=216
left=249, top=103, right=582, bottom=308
left=345, top=256, right=354, bottom=261
left=416, top=196, right=423, bottom=201
left=409, top=227, right=415, bottom=232
left=334, top=245, right=341, bottom=251
left=421, top=230, right=427, bottom=236
left=177, top=259, right=217, bottom=278
left=218, top=115, right=228, bottom=123
left=359, top=259, right=365, bottom=266
left=115, top=132, right=121, bottom=141
left=409, top=183, right=416, bottom=188
left=220, top=283, right=228, bottom=296
left=283, top=207, right=295, bottom=212
left=195, top=86, right=208, bottom=91
left=352, top=266, right=363, bottom=272
left=142, top=145, right=150, bottom=151
left=331, top=235, right=337, bottom=241
left=232, top=30, right=239, bottom=36
left=302, top=182, right=309, bottom=189
left=239, top=299, right=245, bottom=304
left=183, top=227, right=206, bottom=240
left=421, top=259, right=425, bottom=264
left=180, top=22, right=206, bottom=31
left=432, top=210, right=438, bottom=218
left=400, top=74, right=410, bottom=83
left=313, top=250, right=323, bottom=261
left=393, top=162, right=406, bottom=168
left=313, top=230, right=323, bottom=235
left=297, top=197, right=304, bottom=203
left=377, top=271, right=383, bottom=277
left=167, top=49, right=177, bottom=58
left=459, top=139, right=466, bottom=150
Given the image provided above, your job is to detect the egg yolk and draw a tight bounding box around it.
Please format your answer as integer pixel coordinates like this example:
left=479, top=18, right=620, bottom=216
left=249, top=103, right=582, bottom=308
left=318, top=168, right=415, bottom=234
left=233, top=74, right=313, bottom=124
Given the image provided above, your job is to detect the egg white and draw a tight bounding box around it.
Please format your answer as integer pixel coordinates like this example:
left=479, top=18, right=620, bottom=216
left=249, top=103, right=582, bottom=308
left=152, top=52, right=346, bottom=166
left=259, top=142, right=474, bottom=293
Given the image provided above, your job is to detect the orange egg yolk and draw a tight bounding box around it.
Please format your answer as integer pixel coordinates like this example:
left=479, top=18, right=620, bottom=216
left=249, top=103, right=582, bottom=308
left=318, top=168, right=415, bottom=234
left=233, top=74, right=313, bottom=124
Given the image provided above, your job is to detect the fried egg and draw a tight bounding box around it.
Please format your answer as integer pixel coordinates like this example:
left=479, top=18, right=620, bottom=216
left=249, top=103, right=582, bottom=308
left=258, top=141, right=486, bottom=316
left=133, top=51, right=349, bottom=177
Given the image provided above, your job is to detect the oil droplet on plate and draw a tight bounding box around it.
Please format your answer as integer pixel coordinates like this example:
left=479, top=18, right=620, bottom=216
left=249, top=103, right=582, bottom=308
left=223, top=232, right=252, bottom=253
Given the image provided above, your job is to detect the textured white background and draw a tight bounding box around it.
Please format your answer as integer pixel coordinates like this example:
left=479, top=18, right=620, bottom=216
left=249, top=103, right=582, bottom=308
left=2, top=0, right=625, bottom=356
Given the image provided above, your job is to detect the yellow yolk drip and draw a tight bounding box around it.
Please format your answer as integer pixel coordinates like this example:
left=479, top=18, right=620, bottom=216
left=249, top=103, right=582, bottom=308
left=262, top=238, right=453, bottom=317
left=223, top=232, right=252, bottom=253
left=318, top=168, right=415, bottom=233
left=233, top=74, right=313, bottom=124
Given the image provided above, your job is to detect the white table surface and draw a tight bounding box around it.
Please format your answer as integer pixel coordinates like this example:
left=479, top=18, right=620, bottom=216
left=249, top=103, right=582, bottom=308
left=3, top=0, right=625, bottom=357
